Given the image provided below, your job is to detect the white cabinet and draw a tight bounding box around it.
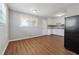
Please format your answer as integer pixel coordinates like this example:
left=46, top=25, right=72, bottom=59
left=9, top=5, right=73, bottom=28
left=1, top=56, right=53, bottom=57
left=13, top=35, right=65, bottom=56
left=48, top=17, right=65, bottom=25
left=48, top=29, right=64, bottom=36
left=48, top=19, right=56, bottom=25
left=52, top=29, right=64, bottom=36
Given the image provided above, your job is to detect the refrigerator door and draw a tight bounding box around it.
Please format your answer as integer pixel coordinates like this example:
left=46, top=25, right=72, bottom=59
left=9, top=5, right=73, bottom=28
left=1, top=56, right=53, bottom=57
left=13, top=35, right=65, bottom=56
left=65, top=15, right=79, bottom=54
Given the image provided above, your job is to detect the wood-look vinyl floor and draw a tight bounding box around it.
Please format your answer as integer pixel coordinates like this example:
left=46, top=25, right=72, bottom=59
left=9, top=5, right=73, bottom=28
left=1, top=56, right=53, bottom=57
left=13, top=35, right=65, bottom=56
left=4, top=35, right=76, bottom=55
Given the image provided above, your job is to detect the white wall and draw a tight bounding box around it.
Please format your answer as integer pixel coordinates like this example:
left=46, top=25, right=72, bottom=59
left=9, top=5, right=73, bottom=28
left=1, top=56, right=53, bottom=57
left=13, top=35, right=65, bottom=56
left=9, top=10, right=47, bottom=40
left=0, top=4, right=9, bottom=54
left=42, top=18, right=48, bottom=35
left=67, top=4, right=79, bottom=17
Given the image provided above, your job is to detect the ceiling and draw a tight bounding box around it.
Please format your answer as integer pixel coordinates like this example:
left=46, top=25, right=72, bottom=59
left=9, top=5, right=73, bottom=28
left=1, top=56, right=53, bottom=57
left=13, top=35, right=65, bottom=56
left=7, top=3, right=79, bottom=18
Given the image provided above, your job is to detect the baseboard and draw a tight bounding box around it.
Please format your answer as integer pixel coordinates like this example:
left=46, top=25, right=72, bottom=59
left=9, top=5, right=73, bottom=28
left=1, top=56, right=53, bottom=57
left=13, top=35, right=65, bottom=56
left=9, top=35, right=47, bottom=42
left=50, top=34, right=64, bottom=37
left=2, top=40, right=9, bottom=55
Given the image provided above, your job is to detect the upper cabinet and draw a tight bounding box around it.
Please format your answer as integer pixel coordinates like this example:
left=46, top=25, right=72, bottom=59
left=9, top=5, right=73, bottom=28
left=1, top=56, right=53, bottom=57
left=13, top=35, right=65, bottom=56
left=48, top=17, right=65, bottom=25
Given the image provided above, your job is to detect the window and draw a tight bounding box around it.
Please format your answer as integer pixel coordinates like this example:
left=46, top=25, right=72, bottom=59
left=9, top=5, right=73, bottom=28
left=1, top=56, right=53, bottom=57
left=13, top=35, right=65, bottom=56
left=0, top=4, right=6, bottom=25
left=0, top=4, right=3, bottom=25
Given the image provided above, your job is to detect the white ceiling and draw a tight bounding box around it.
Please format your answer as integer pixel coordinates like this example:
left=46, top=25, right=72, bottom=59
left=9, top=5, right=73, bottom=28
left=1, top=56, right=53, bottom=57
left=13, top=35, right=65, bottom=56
left=7, top=3, right=79, bottom=18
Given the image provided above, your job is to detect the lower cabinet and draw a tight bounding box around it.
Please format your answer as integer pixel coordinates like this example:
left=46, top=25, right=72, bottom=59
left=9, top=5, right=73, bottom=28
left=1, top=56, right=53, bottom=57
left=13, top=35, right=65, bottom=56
left=48, top=29, right=64, bottom=36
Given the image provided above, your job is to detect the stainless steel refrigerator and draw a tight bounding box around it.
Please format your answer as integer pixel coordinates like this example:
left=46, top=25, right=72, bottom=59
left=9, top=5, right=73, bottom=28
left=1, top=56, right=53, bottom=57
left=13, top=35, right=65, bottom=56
left=65, top=15, right=79, bottom=54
